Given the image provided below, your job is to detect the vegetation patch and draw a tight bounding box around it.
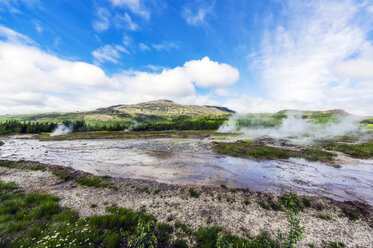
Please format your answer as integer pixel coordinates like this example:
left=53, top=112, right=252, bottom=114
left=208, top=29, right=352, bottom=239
left=341, top=207, right=360, bottom=221
left=188, top=188, right=200, bottom=198
left=321, top=142, right=373, bottom=159
left=0, top=181, right=311, bottom=248
left=75, top=175, right=116, bottom=189
left=0, top=141, right=4, bottom=146
left=213, top=140, right=337, bottom=163
left=52, top=168, right=71, bottom=181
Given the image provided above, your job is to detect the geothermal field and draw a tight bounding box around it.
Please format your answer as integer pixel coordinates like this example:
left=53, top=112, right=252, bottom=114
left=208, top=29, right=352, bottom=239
left=1, top=102, right=373, bottom=247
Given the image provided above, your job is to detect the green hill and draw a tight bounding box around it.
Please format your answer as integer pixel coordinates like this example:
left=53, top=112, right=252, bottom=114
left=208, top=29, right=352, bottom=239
left=0, top=100, right=235, bottom=127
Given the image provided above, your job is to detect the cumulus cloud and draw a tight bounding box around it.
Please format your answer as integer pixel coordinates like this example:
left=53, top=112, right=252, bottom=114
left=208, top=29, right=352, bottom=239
left=251, top=0, right=373, bottom=115
left=0, top=26, right=239, bottom=115
left=184, top=57, right=239, bottom=88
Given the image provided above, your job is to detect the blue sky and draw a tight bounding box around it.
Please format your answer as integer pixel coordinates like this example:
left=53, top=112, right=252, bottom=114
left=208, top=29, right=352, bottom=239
left=1, top=0, right=373, bottom=115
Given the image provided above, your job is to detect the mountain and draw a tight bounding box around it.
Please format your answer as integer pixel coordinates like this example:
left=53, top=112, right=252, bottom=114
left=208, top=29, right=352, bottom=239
left=0, top=100, right=235, bottom=125
left=277, top=109, right=353, bottom=117
left=98, top=99, right=235, bottom=116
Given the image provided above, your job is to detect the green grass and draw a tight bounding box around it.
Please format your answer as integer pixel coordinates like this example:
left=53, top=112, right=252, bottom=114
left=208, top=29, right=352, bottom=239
left=212, top=140, right=337, bottom=163
left=317, top=214, right=331, bottom=220
left=39, top=130, right=235, bottom=141
left=321, top=142, right=373, bottom=159
left=341, top=208, right=359, bottom=221
left=0, top=181, right=295, bottom=248
left=257, top=200, right=270, bottom=210
left=0, top=160, right=45, bottom=171
left=188, top=188, right=200, bottom=198
left=52, top=168, right=71, bottom=181
left=75, top=176, right=116, bottom=189
left=282, top=192, right=304, bottom=213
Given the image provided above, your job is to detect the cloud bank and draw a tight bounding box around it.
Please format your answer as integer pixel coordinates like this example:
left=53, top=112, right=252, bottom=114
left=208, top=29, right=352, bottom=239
left=228, top=0, right=373, bottom=115
left=0, top=26, right=239, bottom=115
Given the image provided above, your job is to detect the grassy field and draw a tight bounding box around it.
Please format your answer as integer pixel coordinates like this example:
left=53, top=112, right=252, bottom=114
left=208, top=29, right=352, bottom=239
left=212, top=140, right=337, bottom=164
left=320, top=142, right=373, bottom=159
left=37, top=130, right=237, bottom=141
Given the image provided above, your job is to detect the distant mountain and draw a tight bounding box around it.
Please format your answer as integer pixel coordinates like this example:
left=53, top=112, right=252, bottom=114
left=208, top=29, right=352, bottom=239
left=97, top=99, right=235, bottom=116
left=0, top=100, right=235, bottom=125
left=277, top=109, right=353, bottom=117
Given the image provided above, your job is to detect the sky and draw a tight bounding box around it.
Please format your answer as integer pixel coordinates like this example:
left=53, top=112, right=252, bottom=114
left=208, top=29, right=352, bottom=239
left=0, top=0, right=373, bottom=116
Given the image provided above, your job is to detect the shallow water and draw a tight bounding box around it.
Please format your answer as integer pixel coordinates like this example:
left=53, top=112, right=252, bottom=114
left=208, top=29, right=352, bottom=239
left=1, top=136, right=373, bottom=205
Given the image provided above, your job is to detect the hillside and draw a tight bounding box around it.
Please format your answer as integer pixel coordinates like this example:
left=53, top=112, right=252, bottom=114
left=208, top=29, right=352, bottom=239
left=277, top=109, right=353, bottom=117
left=0, top=100, right=235, bottom=126
left=98, top=99, right=235, bottom=116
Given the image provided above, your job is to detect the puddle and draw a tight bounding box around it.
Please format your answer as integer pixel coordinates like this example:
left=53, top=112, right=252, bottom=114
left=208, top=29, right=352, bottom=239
left=1, top=136, right=373, bottom=205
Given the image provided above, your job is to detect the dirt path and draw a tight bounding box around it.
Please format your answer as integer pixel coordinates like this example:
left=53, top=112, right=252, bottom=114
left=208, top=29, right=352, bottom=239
left=0, top=165, right=372, bottom=247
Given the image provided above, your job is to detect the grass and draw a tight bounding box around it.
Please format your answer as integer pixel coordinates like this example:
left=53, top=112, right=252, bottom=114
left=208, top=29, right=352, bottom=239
left=75, top=176, right=116, bottom=189
left=0, top=160, right=45, bottom=171
left=317, top=213, right=331, bottom=220
left=38, top=130, right=236, bottom=141
left=52, top=168, right=71, bottom=181
left=257, top=200, right=270, bottom=210
left=212, top=140, right=336, bottom=163
left=188, top=188, right=200, bottom=198
left=0, top=179, right=287, bottom=248
left=321, top=142, right=373, bottom=159
left=321, top=241, right=346, bottom=248
left=341, top=208, right=359, bottom=221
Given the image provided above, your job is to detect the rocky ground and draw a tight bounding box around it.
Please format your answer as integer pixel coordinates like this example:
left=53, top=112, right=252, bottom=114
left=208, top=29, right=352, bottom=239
left=0, top=161, right=372, bottom=248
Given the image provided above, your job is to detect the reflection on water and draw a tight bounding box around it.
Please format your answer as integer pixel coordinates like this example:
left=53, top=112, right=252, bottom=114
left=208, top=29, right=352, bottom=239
left=1, top=136, right=373, bottom=205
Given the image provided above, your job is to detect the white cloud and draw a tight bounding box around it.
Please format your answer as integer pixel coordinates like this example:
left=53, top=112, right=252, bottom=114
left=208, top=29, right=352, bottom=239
left=115, top=12, right=139, bottom=31
left=0, top=0, right=40, bottom=13
left=252, top=0, right=373, bottom=115
left=184, top=57, right=239, bottom=88
left=93, top=8, right=110, bottom=32
left=0, top=25, right=34, bottom=44
left=92, top=44, right=129, bottom=64
left=139, top=43, right=150, bottom=51
left=110, top=0, right=149, bottom=20
left=0, top=27, right=239, bottom=115
left=182, top=5, right=213, bottom=26
left=152, top=42, right=179, bottom=51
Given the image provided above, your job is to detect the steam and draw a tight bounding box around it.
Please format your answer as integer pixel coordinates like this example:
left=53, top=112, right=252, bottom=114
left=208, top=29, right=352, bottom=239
left=218, top=114, right=362, bottom=144
left=124, top=121, right=141, bottom=132
left=50, top=123, right=73, bottom=136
